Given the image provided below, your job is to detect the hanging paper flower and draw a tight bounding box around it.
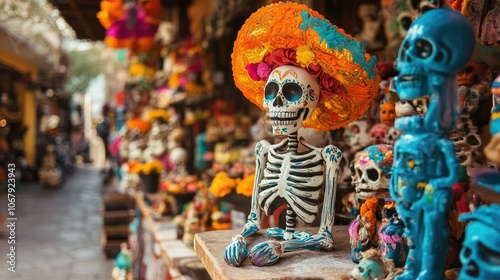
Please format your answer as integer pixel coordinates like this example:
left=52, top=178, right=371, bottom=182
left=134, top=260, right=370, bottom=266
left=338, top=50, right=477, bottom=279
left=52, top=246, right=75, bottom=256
left=103, top=3, right=159, bottom=52
left=97, top=0, right=125, bottom=29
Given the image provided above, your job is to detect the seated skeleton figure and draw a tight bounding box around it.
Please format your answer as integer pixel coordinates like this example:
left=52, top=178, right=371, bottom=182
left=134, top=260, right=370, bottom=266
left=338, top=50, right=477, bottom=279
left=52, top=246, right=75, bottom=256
left=223, top=2, right=380, bottom=267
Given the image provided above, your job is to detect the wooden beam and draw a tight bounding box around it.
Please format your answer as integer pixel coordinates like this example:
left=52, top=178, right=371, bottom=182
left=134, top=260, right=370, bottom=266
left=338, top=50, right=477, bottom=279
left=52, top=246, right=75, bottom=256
left=67, top=0, right=95, bottom=40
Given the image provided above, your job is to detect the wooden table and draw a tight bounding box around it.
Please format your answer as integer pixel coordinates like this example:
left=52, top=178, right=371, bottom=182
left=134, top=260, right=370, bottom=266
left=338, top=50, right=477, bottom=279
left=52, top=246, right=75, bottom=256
left=194, top=226, right=356, bottom=280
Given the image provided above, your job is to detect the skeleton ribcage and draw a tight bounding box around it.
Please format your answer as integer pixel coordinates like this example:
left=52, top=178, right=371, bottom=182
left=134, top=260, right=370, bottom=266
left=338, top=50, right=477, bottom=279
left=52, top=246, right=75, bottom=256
left=259, top=148, right=324, bottom=224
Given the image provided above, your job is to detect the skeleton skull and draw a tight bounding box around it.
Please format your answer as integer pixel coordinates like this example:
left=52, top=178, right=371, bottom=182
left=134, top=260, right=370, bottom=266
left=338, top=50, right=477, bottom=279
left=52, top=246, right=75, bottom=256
left=450, top=118, right=482, bottom=169
left=348, top=248, right=387, bottom=280
left=263, top=65, right=320, bottom=135
left=457, top=62, right=487, bottom=87
left=394, top=9, right=475, bottom=128
left=352, top=145, right=394, bottom=199
left=370, top=124, right=389, bottom=145
left=344, top=119, right=373, bottom=154
left=459, top=206, right=500, bottom=279
left=384, top=126, right=402, bottom=146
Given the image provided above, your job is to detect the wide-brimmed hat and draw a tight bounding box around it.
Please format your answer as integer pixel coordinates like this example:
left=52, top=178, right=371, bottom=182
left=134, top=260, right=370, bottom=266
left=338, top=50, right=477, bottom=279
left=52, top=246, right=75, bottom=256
left=232, top=2, right=380, bottom=131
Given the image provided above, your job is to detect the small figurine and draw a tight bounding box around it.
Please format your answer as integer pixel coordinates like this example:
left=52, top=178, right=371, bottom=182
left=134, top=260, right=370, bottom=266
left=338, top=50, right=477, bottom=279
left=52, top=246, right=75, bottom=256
left=458, top=74, right=500, bottom=280
left=390, top=9, right=475, bottom=280
left=348, top=144, right=406, bottom=268
left=370, top=123, right=390, bottom=145
left=458, top=204, right=500, bottom=280
left=111, top=243, right=133, bottom=280
left=341, top=248, right=404, bottom=280
left=223, top=2, right=380, bottom=267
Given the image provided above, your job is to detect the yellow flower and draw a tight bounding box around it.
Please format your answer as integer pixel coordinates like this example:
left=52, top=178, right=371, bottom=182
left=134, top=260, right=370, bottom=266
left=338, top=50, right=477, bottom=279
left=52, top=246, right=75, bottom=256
left=209, top=172, right=237, bottom=198
left=236, top=174, right=254, bottom=197
left=296, top=45, right=316, bottom=68
left=146, top=109, right=170, bottom=122
left=141, top=160, right=163, bottom=175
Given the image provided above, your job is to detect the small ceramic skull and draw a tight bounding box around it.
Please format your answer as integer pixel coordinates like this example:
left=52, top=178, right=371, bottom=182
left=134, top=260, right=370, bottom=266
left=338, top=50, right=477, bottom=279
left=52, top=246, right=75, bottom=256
left=457, top=62, right=487, bottom=87
left=347, top=248, right=387, bottom=280
left=344, top=118, right=373, bottom=154
left=352, top=145, right=394, bottom=199
left=263, top=65, right=320, bottom=135
left=370, top=124, right=389, bottom=145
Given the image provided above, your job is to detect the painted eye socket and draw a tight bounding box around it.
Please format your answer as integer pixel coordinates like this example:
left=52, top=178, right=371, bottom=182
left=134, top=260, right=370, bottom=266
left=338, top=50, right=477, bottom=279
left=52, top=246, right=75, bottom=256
left=415, top=39, right=433, bottom=59
left=282, top=83, right=303, bottom=102
left=264, top=82, right=279, bottom=100
left=367, top=168, right=379, bottom=181
left=479, top=242, right=500, bottom=265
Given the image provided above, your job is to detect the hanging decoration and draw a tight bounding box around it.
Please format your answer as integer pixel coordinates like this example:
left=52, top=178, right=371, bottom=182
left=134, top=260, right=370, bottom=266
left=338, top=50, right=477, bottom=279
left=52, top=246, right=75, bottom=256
left=98, top=0, right=160, bottom=53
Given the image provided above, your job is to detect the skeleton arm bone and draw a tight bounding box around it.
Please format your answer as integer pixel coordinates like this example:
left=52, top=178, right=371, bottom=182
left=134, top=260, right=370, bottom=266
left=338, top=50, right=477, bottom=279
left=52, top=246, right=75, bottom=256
left=223, top=139, right=277, bottom=266
left=317, top=144, right=342, bottom=249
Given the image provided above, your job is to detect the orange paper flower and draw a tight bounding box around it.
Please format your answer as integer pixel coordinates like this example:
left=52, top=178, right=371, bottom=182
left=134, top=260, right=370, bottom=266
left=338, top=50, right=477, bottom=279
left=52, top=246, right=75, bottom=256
left=126, top=118, right=151, bottom=133
left=236, top=174, right=255, bottom=197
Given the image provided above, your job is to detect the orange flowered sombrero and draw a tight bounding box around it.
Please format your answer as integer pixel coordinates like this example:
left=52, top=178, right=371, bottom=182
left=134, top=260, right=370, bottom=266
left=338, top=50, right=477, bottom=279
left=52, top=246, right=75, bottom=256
left=232, top=2, right=381, bottom=131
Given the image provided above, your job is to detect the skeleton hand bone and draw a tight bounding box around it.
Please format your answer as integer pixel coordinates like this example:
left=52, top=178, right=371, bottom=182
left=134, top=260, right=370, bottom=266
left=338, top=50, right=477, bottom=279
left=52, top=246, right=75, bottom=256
left=223, top=234, right=249, bottom=266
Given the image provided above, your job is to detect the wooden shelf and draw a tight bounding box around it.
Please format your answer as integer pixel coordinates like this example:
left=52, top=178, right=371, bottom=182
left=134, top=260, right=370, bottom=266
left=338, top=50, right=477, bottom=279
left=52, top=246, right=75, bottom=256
left=134, top=193, right=202, bottom=278
left=194, top=226, right=355, bottom=280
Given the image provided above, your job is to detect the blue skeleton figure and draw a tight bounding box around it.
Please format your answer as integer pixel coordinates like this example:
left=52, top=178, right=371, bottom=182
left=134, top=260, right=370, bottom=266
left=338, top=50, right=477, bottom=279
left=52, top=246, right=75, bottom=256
left=389, top=9, right=475, bottom=280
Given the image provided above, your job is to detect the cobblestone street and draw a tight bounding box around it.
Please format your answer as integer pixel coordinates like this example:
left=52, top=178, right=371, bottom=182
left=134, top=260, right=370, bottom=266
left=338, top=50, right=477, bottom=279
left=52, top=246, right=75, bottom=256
left=0, top=167, right=115, bottom=280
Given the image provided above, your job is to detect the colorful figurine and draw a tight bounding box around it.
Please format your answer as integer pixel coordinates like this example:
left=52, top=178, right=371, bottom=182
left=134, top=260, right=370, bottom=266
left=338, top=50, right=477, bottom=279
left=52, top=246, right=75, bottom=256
left=389, top=8, right=475, bottom=280
left=458, top=74, right=500, bottom=280
left=223, top=2, right=380, bottom=267
left=458, top=204, right=500, bottom=280
left=348, top=144, right=407, bottom=269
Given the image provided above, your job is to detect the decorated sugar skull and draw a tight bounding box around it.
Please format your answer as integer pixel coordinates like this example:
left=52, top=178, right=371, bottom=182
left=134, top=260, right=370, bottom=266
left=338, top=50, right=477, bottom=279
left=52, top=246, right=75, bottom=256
left=263, top=65, right=320, bottom=135
left=347, top=248, right=387, bottom=280
left=369, top=124, right=389, bottom=145
left=394, top=9, right=475, bottom=131
left=351, top=144, right=394, bottom=199
left=344, top=118, right=373, bottom=154
left=459, top=205, right=500, bottom=280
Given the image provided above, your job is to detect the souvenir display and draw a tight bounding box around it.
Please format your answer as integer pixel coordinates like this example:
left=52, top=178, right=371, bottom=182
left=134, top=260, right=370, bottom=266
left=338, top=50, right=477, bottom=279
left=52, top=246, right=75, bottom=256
left=223, top=2, right=379, bottom=267
left=458, top=74, right=500, bottom=279
left=389, top=9, right=475, bottom=280
left=62, top=0, right=500, bottom=278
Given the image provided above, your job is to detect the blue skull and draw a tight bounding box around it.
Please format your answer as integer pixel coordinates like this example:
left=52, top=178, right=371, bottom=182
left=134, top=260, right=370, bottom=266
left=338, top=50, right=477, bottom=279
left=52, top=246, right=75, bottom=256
left=394, top=8, right=475, bottom=132
left=459, top=205, right=500, bottom=279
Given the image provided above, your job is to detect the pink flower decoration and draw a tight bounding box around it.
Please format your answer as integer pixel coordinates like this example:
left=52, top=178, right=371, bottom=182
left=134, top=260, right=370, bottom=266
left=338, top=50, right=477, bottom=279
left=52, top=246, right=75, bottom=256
left=257, top=62, right=271, bottom=80
left=246, top=63, right=261, bottom=81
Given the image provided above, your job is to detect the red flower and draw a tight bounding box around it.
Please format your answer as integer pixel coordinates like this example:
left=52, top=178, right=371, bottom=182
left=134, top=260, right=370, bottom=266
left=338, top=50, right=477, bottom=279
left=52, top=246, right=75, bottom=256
left=319, top=73, right=345, bottom=100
